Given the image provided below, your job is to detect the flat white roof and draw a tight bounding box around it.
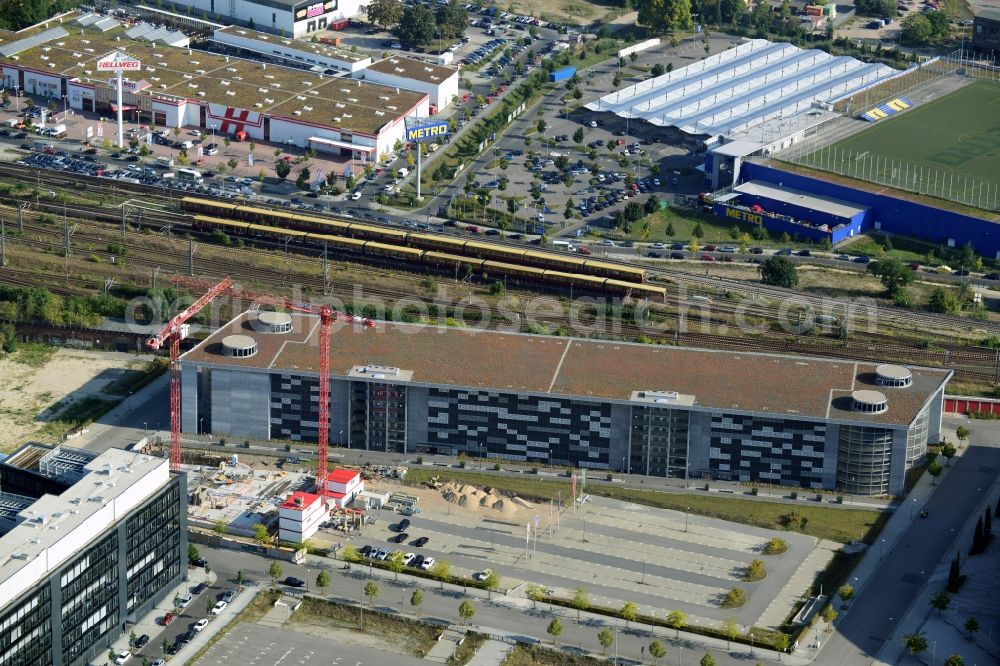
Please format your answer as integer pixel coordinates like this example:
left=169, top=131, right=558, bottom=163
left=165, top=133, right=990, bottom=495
left=586, top=39, right=897, bottom=138
left=0, top=449, right=170, bottom=609
left=712, top=139, right=763, bottom=158
left=734, top=180, right=869, bottom=219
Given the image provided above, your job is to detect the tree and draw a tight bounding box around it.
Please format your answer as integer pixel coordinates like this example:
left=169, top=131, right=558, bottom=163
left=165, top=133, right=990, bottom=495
left=947, top=554, right=962, bottom=592
left=773, top=633, right=789, bottom=660
left=744, top=559, right=766, bottom=581
left=928, top=460, right=943, bottom=482
left=536, top=119, right=547, bottom=134
left=699, top=653, right=716, bottom=666
left=666, top=609, right=686, bottom=638
left=295, top=166, right=311, bottom=191
left=759, top=256, right=798, bottom=288
left=188, top=544, right=200, bottom=564
left=722, top=587, right=748, bottom=608
left=941, top=442, right=957, bottom=463
left=275, top=160, right=291, bottom=181
left=367, top=0, right=403, bottom=29
left=943, top=655, right=964, bottom=666
left=902, top=631, right=928, bottom=655
left=546, top=618, right=563, bottom=645
left=820, top=605, right=838, bottom=628
left=926, top=287, right=961, bottom=314
left=620, top=601, right=638, bottom=628
left=364, top=580, right=380, bottom=606
left=430, top=559, right=451, bottom=588
left=646, top=640, right=666, bottom=664
left=236, top=570, right=245, bottom=588
left=651, top=63, right=666, bottom=77
left=666, top=221, right=675, bottom=237
left=721, top=617, right=739, bottom=648
left=129, top=631, right=138, bottom=648
left=268, top=561, right=282, bottom=583
left=964, top=616, right=979, bottom=637
left=900, top=12, right=934, bottom=44
left=458, top=600, right=475, bottom=624
left=436, top=0, right=468, bottom=40
left=253, top=523, right=271, bottom=545
left=638, top=0, right=694, bottom=32
left=342, top=545, right=361, bottom=563
left=598, top=628, right=614, bottom=654
left=956, top=425, right=970, bottom=445
left=526, top=583, right=546, bottom=610
left=410, top=588, right=424, bottom=614
left=387, top=551, right=406, bottom=580
left=930, top=590, right=950, bottom=614
left=571, top=587, right=589, bottom=619
left=213, top=519, right=228, bottom=535
left=692, top=222, right=704, bottom=239
left=315, top=569, right=330, bottom=592
left=572, top=127, right=585, bottom=144
left=394, top=4, right=436, bottom=47
left=838, top=584, right=855, bottom=604
left=869, top=256, right=914, bottom=297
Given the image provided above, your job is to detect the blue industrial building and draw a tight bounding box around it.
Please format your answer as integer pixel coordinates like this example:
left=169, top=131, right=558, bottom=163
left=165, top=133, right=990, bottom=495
left=719, top=161, right=1000, bottom=256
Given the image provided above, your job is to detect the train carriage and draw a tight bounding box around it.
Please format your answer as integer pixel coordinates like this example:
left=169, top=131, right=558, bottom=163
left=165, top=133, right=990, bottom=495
left=181, top=197, right=239, bottom=217
left=247, top=223, right=309, bottom=240
left=363, top=241, right=424, bottom=261
left=521, top=249, right=590, bottom=273
left=422, top=251, right=487, bottom=272
left=191, top=215, right=251, bottom=233
left=543, top=270, right=609, bottom=292
left=604, top=279, right=667, bottom=301
left=407, top=233, right=469, bottom=254
left=307, top=233, right=369, bottom=253
left=464, top=241, right=528, bottom=264
left=481, top=260, right=548, bottom=282
left=347, top=223, right=409, bottom=244
left=581, top=259, right=646, bottom=283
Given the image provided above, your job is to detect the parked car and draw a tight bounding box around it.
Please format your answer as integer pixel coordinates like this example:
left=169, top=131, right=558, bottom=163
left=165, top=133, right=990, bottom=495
left=395, top=519, right=411, bottom=532
left=222, top=590, right=237, bottom=603
left=283, top=577, right=306, bottom=588
left=114, top=651, right=132, bottom=665
left=193, top=618, right=209, bottom=632
left=392, top=532, right=409, bottom=543
left=211, top=601, right=228, bottom=615
left=133, top=634, right=149, bottom=649
left=412, top=536, right=429, bottom=547
left=474, top=569, right=493, bottom=581
left=420, top=556, right=436, bottom=570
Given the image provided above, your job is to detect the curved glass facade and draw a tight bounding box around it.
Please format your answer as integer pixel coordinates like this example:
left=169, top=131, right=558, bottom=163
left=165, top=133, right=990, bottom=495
left=906, top=407, right=930, bottom=468
left=837, top=425, right=894, bottom=495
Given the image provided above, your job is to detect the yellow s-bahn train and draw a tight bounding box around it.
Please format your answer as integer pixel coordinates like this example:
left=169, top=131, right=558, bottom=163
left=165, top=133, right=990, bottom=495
left=180, top=197, right=647, bottom=284
left=189, top=213, right=666, bottom=301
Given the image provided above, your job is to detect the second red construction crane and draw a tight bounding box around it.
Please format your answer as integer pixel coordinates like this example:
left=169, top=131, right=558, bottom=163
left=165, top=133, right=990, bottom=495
left=244, top=295, right=375, bottom=495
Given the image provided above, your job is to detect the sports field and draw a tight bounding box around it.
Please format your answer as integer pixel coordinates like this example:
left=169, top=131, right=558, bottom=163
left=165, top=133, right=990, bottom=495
left=797, top=80, right=1000, bottom=209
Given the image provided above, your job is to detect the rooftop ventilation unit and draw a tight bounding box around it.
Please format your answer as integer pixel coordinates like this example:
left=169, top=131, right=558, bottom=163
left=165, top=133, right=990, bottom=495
left=394, top=67, right=404, bottom=73
left=225, top=90, right=235, bottom=96
left=220, top=80, right=230, bottom=86
left=198, top=91, right=206, bottom=96
left=227, top=67, right=237, bottom=72
left=254, top=311, right=293, bottom=333
left=852, top=390, right=888, bottom=414
left=303, top=105, right=312, bottom=111
left=875, top=364, right=912, bottom=388
left=293, top=110, right=301, bottom=115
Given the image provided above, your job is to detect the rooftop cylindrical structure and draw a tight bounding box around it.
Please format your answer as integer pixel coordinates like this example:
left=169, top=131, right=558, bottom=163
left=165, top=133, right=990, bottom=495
left=852, top=389, right=888, bottom=414
left=875, top=364, right=912, bottom=388
left=254, top=311, right=293, bottom=334
left=221, top=334, right=258, bottom=358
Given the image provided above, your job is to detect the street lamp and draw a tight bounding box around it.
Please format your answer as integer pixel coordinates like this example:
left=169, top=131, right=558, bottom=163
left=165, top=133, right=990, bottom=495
left=143, top=422, right=148, bottom=438
left=684, top=507, right=690, bottom=532
left=879, top=538, right=886, bottom=561
left=199, top=417, right=204, bottom=435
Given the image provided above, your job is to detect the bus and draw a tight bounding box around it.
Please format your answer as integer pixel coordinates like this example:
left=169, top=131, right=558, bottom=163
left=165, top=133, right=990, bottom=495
left=177, top=168, right=203, bottom=184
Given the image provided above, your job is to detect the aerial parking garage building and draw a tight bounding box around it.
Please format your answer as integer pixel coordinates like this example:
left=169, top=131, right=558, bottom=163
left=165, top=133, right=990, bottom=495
left=180, top=312, right=950, bottom=497
left=0, top=445, right=186, bottom=666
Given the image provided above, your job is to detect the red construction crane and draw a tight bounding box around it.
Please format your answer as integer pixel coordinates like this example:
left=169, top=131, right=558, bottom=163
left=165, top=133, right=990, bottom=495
left=246, top=295, right=374, bottom=495
left=147, top=277, right=234, bottom=471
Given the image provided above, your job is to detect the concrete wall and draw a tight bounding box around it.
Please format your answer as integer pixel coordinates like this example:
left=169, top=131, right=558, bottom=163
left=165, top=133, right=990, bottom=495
left=210, top=367, right=272, bottom=439
left=740, top=162, right=1000, bottom=259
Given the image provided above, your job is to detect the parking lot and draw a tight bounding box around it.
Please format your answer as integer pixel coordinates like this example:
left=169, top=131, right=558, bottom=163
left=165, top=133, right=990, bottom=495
left=351, top=483, right=820, bottom=627
left=195, top=623, right=430, bottom=666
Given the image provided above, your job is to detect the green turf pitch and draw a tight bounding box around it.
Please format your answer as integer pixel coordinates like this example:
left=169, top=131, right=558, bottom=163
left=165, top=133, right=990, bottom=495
left=823, top=80, right=1000, bottom=182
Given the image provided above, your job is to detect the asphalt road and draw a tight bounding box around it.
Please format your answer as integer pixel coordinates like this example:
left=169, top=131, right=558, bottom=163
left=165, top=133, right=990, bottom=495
left=816, top=442, right=1000, bottom=666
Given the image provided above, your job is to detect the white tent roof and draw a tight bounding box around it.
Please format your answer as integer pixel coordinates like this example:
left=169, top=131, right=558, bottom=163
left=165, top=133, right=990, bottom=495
left=585, top=39, right=897, bottom=138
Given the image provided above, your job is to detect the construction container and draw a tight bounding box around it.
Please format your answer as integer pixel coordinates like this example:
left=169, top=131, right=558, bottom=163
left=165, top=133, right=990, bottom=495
left=549, top=66, right=576, bottom=83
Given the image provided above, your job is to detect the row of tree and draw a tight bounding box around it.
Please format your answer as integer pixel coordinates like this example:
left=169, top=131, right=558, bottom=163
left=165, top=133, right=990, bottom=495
left=636, top=0, right=805, bottom=36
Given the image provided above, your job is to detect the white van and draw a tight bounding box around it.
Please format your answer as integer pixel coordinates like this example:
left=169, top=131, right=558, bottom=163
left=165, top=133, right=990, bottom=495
left=155, top=156, right=174, bottom=168
left=179, top=140, right=195, bottom=150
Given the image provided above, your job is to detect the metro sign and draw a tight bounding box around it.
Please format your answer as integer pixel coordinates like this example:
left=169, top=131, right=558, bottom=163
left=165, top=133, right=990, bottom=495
left=97, top=52, right=141, bottom=72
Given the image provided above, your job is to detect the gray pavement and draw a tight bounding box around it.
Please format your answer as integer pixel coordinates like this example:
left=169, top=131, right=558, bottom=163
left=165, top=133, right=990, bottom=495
left=194, top=622, right=430, bottom=666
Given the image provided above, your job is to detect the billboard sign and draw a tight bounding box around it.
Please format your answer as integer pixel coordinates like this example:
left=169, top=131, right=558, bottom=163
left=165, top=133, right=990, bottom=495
left=97, top=52, right=141, bottom=72
left=405, top=118, right=449, bottom=143
left=294, top=0, right=336, bottom=20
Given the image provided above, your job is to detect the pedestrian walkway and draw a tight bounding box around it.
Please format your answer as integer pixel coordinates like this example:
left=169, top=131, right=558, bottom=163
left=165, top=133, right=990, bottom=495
left=756, top=539, right=840, bottom=629
left=424, top=628, right=466, bottom=663
left=465, top=638, right=514, bottom=666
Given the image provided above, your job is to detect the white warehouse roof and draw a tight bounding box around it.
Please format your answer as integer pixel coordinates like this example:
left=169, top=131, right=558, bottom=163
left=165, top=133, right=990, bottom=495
left=585, top=39, right=898, bottom=138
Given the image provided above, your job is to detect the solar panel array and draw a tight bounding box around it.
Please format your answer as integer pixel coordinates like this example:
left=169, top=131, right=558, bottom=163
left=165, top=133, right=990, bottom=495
left=93, top=17, right=121, bottom=32
left=76, top=12, right=102, bottom=26
left=586, top=39, right=899, bottom=139
left=0, top=26, right=69, bottom=57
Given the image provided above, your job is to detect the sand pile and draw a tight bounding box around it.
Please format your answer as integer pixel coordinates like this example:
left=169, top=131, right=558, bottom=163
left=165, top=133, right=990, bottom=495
left=439, top=482, right=520, bottom=518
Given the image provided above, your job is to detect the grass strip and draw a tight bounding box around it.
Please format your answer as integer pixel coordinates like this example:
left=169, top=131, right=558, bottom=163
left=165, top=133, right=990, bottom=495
left=448, top=631, right=488, bottom=665
left=403, top=468, right=885, bottom=544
